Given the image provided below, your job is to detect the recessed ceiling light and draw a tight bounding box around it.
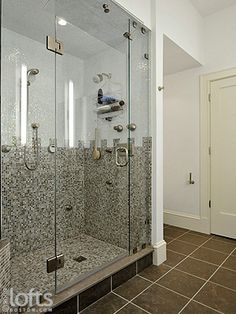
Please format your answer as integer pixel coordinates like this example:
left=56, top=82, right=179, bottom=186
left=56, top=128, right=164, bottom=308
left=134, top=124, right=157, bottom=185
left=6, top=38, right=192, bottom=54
left=58, top=18, right=67, bottom=26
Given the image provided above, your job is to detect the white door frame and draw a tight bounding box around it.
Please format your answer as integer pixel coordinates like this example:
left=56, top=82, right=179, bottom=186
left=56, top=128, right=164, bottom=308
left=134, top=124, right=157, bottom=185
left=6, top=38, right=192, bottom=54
left=200, top=67, right=236, bottom=235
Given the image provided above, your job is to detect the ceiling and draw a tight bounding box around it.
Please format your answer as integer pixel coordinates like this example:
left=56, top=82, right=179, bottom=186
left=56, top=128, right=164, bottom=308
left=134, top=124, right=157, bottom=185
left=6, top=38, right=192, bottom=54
left=163, top=36, right=201, bottom=76
left=2, top=0, right=137, bottom=59
left=190, top=0, right=236, bottom=17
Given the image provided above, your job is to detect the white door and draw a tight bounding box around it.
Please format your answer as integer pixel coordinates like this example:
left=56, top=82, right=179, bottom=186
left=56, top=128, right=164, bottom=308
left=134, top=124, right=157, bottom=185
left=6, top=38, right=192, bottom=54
left=210, top=76, right=236, bottom=239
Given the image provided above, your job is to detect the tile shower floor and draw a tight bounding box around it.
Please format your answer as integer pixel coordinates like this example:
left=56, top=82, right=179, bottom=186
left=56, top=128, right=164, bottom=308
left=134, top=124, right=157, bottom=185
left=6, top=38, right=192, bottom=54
left=80, top=225, right=236, bottom=314
left=10, top=234, right=126, bottom=295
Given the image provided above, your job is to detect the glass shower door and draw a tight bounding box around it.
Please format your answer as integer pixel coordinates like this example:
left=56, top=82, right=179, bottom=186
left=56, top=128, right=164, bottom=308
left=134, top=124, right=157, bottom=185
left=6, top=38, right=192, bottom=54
left=54, top=0, right=131, bottom=291
left=1, top=0, right=57, bottom=301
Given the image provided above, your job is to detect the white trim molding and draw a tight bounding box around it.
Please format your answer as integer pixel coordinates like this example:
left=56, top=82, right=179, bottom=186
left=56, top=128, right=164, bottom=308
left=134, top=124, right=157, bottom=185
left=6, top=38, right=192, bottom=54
left=200, top=67, right=236, bottom=235
left=164, top=209, right=210, bottom=234
left=152, top=240, right=166, bottom=266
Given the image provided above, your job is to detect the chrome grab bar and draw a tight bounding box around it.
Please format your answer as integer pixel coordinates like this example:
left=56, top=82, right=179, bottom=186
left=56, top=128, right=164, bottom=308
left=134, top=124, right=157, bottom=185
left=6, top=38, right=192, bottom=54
left=116, top=147, right=129, bottom=167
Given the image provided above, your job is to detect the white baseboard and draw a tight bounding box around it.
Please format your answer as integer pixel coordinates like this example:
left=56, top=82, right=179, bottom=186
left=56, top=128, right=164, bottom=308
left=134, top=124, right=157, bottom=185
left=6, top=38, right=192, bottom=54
left=152, top=240, right=166, bottom=265
left=164, top=209, right=210, bottom=234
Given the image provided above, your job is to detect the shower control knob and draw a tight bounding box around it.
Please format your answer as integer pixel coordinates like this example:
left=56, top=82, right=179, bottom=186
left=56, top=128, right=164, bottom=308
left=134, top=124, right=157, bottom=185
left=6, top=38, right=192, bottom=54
left=127, top=123, right=137, bottom=131
left=114, top=125, right=123, bottom=132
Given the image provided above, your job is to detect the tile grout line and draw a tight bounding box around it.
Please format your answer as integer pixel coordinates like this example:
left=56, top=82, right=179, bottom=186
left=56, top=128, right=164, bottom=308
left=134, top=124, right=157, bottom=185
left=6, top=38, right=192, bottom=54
left=166, top=229, right=192, bottom=245
left=112, top=291, right=152, bottom=314
left=177, top=247, right=236, bottom=314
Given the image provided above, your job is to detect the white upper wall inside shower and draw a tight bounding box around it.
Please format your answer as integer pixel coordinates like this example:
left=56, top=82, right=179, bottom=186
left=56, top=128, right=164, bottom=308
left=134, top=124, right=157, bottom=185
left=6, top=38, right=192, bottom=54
left=1, top=0, right=150, bottom=148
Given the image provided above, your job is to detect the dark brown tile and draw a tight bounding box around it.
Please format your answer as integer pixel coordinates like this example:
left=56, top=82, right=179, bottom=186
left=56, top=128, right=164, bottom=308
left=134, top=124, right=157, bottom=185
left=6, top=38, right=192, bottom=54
left=139, top=264, right=171, bottom=282
left=194, top=282, right=236, bottom=314
left=178, top=233, right=208, bottom=246
left=164, top=250, right=186, bottom=267
left=168, top=240, right=198, bottom=255
left=176, top=257, right=217, bottom=280
left=222, top=255, right=236, bottom=271
left=188, top=231, right=212, bottom=238
left=157, top=269, right=205, bottom=298
left=191, top=247, right=227, bottom=265
left=114, top=276, right=151, bottom=300
left=79, top=277, right=111, bottom=311
left=52, top=297, right=77, bottom=314
left=203, top=239, right=235, bottom=254
left=181, top=301, right=220, bottom=314
left=213, top=235, right=236, bottom=246
left=117, top=303, right=147, bottom=314
left=81, top=293, right=127, bottom=314
left=112, top=263, right=136, bottom=290
left=164, top=226, right=188, bottom=239
left=164, top=236, right=173, bottom=243
left=137, top=253, right=153, bottom=273
left=210, top=268, right=236, bottom=291
left=133, top=284, right=188, bottom=314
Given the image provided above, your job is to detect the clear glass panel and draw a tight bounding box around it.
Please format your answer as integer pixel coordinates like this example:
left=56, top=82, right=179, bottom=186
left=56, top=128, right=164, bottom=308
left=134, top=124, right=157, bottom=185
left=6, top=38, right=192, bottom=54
left=54, top=0, right=131, bottom=291
left=129, top=22, right=152, bottom=251
left=1, top=0, right=56, bottom=300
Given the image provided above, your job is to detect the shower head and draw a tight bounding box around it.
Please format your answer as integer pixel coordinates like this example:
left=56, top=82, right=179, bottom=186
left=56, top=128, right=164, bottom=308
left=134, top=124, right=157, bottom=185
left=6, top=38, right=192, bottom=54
left=27, top=68, right=39, bottom=86
left=92, top=72, right=111, bottom=84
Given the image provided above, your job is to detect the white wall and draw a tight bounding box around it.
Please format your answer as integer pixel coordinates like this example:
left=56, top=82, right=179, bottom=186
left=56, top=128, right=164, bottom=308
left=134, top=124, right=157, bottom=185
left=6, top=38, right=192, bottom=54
left=158, top=0, right=204, bottom=64
left=163, top=4, right=236, bottom=231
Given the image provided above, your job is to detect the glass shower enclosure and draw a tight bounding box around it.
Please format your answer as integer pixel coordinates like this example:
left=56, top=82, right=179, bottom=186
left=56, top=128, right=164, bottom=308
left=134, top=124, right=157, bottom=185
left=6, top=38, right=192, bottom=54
left=0, top=0, right=151, bottom=300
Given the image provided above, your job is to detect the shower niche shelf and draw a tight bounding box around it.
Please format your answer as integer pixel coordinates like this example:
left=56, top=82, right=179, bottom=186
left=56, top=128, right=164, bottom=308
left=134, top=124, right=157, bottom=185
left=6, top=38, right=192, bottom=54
left=97, top=108, right=124, bottom=120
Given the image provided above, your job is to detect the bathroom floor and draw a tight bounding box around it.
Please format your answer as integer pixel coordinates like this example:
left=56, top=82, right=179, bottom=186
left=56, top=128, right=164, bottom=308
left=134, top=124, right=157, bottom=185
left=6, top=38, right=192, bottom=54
left=10, top=234, right=126, bottom=295
left=80, top=225, right=236, bottom=314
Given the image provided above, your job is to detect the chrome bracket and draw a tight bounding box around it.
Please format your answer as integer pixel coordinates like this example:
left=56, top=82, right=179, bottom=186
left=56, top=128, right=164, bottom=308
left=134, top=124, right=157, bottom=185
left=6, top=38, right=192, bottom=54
left=47, top=254, right=65, bottom=273
left=123, top=32, right=132, bottom=40
left=46, top=36, right=64, bottom=55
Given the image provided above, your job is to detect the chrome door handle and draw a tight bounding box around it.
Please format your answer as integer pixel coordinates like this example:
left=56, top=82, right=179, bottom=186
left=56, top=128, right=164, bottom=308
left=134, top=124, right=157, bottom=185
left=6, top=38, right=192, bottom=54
left=116, top=147, right=129, bottom=167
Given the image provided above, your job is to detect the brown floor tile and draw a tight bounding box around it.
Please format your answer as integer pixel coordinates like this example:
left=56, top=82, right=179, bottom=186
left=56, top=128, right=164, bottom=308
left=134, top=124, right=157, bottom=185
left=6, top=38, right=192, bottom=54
left=210, top=267, right=236, bottom=291
left=117, top=303, right=147, bottom=313
left=157, top=269, right=205, bottom=298
left=164, top=236, right=173, bottom=243
left=168, top=240, right=198, bottom=255
left=164, top=226, right=188, bottom=239
left=139, top=264, right=171, bottom=282
left=164, top=250, right=186, bottom=267
left=181, top=301, right=220, bottom=314
left=194, top=282, right=236, bottom=314
left=188, top=231, right=212, bottom=238
left=114, top=276, right=151, bottom=301
left=81, top=293, right=127, bottom=314
left=191, top=247, right=227, bottom=265
left=133, top=284, right=188, bottom=314
left=203, top=239, right=235, bottom=254
left=176, top=257, right=217, bottom=280
left=213, top=235, right=236, bottom=246
left=222, top=255, right=236, bottom=271
left=178, top=233, right=208, bottom=246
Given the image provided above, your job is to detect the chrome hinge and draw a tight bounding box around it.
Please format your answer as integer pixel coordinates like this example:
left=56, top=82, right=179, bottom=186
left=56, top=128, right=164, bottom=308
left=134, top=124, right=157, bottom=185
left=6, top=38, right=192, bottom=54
left=47, top=254, right=65, bottom=273
left=208, top=147, right=211, bottom=155
left=46, top=36, right=64, bottom=55
left=209, top=200, right=211, bottom=208
left=123, top=32, right=132, bottom=40
left=208, top=93, right=211, bottom=102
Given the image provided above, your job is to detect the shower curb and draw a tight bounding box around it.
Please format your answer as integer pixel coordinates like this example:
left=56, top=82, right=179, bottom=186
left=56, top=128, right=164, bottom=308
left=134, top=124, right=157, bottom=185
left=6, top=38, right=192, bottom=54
left=27, top=247, right=153, bottom=313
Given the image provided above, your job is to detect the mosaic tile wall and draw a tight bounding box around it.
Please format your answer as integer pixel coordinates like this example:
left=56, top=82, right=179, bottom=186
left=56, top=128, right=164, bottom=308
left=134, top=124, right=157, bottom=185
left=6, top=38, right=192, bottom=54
left=0, top=240, right=11, bottom=312
left=84, top=137, right=152, bottom=251
left=1, top=146, right=85, bottom=256
left=1, top=137, right=151, bottom=257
